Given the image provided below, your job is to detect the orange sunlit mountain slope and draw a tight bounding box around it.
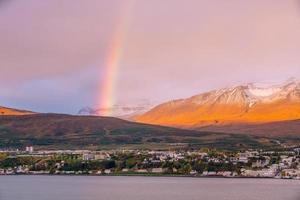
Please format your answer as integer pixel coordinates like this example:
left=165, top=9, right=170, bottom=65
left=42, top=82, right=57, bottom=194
left=0, top=106, right=35, bottom=116
left=136, top=79, right=300, bottom=128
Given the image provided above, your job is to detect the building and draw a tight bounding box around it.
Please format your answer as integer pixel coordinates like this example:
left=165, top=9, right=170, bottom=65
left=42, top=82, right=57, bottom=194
left=25, top=146, right=34, bottom=153
left=151, top=168, right=163, bottom=173
left=82, top=153, right=95, bottom=161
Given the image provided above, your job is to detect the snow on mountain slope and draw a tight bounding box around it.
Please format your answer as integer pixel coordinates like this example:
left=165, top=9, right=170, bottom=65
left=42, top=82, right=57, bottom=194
left=247, top=84, right=281, bottom=97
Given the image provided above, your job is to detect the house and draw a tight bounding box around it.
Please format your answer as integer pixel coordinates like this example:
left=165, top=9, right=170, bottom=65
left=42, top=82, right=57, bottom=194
left=25, top=146, right=34, bottom=153
left=82, top=153, right=95, bottom=161
left=135, top=169, right=148, bottom=173
left=151, top=168, right=163, bottom=173
left=190, top=170, right=197, bottom=175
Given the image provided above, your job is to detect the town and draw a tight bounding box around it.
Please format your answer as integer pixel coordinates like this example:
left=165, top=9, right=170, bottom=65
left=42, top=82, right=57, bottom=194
left=0, top=146, right=300, bottom=180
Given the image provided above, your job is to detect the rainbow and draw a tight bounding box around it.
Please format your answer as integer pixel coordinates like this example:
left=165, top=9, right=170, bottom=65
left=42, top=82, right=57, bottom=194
left=97, top=1, right=135, bottom=116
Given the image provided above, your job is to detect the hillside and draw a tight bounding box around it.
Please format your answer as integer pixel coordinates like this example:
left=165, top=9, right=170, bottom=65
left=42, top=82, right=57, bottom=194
left=136, top=79, right=300, bottom=133
left=198, top=120, right=300, bottom=136
left=0, top=112, right=298, bottom=150
left=0, top=113, right=251, bottom=149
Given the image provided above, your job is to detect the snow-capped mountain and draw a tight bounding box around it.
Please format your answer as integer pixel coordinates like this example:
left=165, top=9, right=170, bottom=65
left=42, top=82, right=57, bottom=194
left=78, top=102, right=154, bottom=119
left=136, top=78, right=300, bottom=128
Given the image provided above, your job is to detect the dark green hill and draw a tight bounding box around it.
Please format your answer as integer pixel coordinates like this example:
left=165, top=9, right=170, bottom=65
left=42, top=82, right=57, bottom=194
left=0, top=114, right=280, bottom=150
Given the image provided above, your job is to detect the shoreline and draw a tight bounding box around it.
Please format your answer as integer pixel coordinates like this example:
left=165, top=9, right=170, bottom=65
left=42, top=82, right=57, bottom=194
left=1, top=173, right=299, bottom=180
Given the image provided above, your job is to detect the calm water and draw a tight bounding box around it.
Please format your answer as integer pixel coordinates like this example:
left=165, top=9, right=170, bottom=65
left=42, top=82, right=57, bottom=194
left=0, top=176, right=299, bottom=200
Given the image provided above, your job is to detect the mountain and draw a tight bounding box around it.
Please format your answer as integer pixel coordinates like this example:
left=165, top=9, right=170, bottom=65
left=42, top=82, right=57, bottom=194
left=0, top=106, right=34, bottom=116
left=0, top=107, right=298, bottom=150
left=0, top=113, right=256, bottom=150
left=78, top=102, right=154, bottom=119
left=136, top=78, right=300, bottom=132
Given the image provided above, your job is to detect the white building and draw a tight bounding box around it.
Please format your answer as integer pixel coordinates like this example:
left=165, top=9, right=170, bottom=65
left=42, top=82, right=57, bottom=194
left=82, top=153, right=95, bottom=161
left=25, top=146, right=34, bottom=153
left=151, top=168, right=163, bottom=173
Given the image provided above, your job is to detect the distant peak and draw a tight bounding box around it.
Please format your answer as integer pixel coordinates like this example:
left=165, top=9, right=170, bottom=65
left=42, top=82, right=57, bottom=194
left=285, top=77, right=298, bottom=83
left=77, top=103, right=154, bottom=119
left=283, top=77, right=299, bottom=86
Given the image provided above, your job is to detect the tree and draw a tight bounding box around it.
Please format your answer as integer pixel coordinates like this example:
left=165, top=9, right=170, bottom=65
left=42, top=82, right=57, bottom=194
left=126, top=158, right=137, bottom=169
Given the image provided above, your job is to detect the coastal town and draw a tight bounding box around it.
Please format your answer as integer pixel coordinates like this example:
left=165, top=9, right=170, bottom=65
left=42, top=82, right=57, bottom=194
left=0, top=146, right=300, bottom=180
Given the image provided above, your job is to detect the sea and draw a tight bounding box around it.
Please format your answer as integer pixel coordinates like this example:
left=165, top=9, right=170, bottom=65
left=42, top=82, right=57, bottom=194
left=0, top=176, right=299, bottom=200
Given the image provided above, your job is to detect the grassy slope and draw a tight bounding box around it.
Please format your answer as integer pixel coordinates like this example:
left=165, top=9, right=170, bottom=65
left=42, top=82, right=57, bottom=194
left=0, top=114, right=270, bottom=150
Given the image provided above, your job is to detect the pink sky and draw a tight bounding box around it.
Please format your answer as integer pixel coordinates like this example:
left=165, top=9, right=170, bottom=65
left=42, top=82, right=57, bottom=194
left=0, top=0, right=300, bottom=113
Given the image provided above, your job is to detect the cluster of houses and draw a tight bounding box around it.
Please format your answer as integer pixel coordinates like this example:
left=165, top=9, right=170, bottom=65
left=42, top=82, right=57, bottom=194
left=0, top=147, right=299, bottom=179
left=241, top=154, right=300, bottom=179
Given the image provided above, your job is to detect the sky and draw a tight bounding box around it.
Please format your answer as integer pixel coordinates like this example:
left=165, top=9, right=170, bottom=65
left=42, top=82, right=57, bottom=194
left=0, top=0, right=300, bottom=114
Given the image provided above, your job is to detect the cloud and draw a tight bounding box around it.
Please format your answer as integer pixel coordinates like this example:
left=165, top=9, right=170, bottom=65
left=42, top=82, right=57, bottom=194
left=0, top=0, right=120, bottom=84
